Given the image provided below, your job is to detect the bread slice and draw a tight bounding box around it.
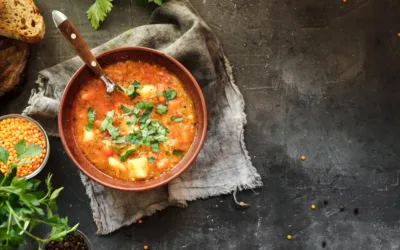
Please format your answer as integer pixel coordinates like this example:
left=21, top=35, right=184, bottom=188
left=0, top=0, right=45, bottom=43
left=0, top=36, right=30, bottom=96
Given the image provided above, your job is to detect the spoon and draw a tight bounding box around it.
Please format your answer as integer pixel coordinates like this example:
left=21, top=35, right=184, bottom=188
left=52, top=10, right=115, bottom=93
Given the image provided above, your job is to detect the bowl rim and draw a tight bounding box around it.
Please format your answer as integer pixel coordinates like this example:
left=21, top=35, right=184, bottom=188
left=58, top=46, right=208, bottom=191
left=0, top=114, right=50, bottom=179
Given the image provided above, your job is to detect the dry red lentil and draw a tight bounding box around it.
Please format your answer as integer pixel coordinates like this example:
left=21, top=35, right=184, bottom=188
left=0, top=118, right=46, bottom=177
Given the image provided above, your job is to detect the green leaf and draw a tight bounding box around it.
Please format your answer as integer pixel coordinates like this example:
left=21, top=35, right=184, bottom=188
left=157, top=104, right=168, bottom=115
left=85, top=107, right=96, bottom=131
left=99, top=111, right=114, bottom=131
left=126, top=115, right=138, bottom=126
left=113, top=136, right=127, bottom=144
left=18, top=144, right=42, bottom=160
left=107, top=125, right=119, bottom=139
left=163, top=89, right=177, bottom=104
left=14, top=139, right=26, bottom=158
left=166, top=151, right=170, bottom=155
left=136, top=101, right=153, bottom=109
left=148, top=157, right=155, bottom=163
left=153, top=0, right=163, bottom=5
left=151, top=142, right=159, bottom=152
left=50, top=187, right=64, bottom=200
left=173, top=149, right=183, bottom=157
left=0, top=146, right=8, bottom=165
left=116, top=80, right=141, bottom=99
left=87, top=0, right=114, bottom=30
left=109, top=145, right=122, bottom=150
left=121, top=104, right=134, bottom=113
left=170, top=116, right=184, bottom=122
left=120, top=149, right=136, bottom=162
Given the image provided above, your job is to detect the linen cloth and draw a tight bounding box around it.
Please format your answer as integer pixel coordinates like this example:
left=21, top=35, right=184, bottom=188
left=23, top=0, right=262, bottom=234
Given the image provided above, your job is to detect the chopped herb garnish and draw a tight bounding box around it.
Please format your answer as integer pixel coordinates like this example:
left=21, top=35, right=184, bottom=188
left=126, top=115, right=138, bottom=126
left=148, top=157, right=155, bottom=163
left=151, top=142, right=159, bottom=152
left=136, top=102, right=153, bottom=123
left=106, top=93, right=110, bottom=98
left=170, top=116, right=183, bottom=122
left=166, top=151, right=170, bottom=155
left=157, top=104, right=168, bottom=115
left=113, top=136, right=126, bottom=144
left=109, top=145, right=122, bottom=150
left=99, top=111, right=119, bottom=139
left=136, top=101, right=153, bottom=109
left=173, top=149, right=183, bottom=157
left=85, top=107, right=96, bottom=131
left=100, top=111, right=114, bottom=131
left=120, top=149, right=136, bottom=162
left=116, top=80, right=141, bottom=99
left=163, top=89, right=177, bottom=104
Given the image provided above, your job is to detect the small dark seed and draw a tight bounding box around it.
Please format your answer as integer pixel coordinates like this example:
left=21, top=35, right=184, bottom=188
left=323, top=200, right=328, bottom=205
left=322, top=241, right=327, bottom=248
left=354, top=208, right=359, bottom=215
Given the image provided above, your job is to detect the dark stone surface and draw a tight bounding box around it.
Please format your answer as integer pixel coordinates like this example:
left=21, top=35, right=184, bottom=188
left=2, top=0, right=400, bottom=249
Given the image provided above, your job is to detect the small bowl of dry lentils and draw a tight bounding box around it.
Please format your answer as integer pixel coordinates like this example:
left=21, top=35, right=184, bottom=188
left=0, top=114, right=49, bottom=179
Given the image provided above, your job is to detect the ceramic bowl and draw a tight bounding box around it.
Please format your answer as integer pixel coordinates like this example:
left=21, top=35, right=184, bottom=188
left=58, top=46, right=207, bottom=191
left=0, top=114, right=50, bottom=179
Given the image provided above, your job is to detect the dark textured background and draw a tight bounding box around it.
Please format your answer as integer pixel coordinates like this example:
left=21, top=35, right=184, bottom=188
left=2, top=0, right=400, bottom=249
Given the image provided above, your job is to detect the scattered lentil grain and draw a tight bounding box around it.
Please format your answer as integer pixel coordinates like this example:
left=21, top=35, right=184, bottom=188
left=287, top=235, right=292, bottom=240
left=311, top=204, right=316, bottom=210
left=301, top=156, right=306, bottom=161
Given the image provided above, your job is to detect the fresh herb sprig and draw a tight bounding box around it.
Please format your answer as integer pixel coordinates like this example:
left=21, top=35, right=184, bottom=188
left=116, top=80, right=142, bottom=100
left=87, top=0, right=165, bottom=30
left=0, top=140, right=78, bottom=250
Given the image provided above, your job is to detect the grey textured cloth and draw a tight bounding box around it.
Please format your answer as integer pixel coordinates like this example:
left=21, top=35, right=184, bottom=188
left=23, top=0, right=262, bottom=235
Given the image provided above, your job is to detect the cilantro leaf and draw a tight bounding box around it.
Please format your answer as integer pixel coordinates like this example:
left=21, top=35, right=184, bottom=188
left=148, top=157, right=155, bottom=162
left=120, top=149, right=136, bottom=162
left=0, top=146, right=8, bottom=165
left=113, top=136, right=127, bottom=144
left=151, top=142, right=159, bottom=152
left=163, top=89, right=177, bottom=103
left=173, top=149, right=183, bottom=157
left=116, top=80, right=141, bottom=99
left=85, top=107, right=96, bottom=131
left=87, top=0, right=113, bottom=30
left=126, top=115, right=138, bottom=126
left=107, top=125, right=119, bottom=139
left=14, top=139, right=26, bottom=157
left=166, top=151, right=170, bottom=155
left=136, top=102, right=153, bottom=123
left=157, top=104, right=168, bottom=115
left=18, top=144, right=42, bottom=160
left=100, top=111, right=115, bottom=131
left=136, top=101, right=153, bottom=109
left=170, top=116, right=184, bottom=122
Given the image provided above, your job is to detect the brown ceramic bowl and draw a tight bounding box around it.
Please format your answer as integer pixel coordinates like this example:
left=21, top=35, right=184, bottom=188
left=58, top=47, right=207, bottom=191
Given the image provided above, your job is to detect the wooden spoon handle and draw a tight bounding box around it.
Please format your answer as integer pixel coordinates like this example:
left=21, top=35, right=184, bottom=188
left=52, top=10, right=104, bottom=77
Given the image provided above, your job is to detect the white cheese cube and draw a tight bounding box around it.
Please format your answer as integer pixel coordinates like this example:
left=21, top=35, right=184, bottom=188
left=127, top=157, right=149, bottom=179
left=137, top=85, right=156, bottom=98
left=83, top=129, right=94, bottom=142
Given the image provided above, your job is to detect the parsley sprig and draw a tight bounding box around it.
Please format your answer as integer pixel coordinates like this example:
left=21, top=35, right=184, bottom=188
left=0, top=140, right=78, bottom=249
left=87, top=0, right=165, bottom=30
left=116, top=80, right=141, bottom=100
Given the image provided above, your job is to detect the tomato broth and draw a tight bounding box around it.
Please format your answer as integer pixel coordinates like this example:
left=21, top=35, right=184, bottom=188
left=72, top=60, right=196, bottom=182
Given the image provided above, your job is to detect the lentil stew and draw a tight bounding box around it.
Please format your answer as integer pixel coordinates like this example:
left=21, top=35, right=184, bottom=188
left=72, top=60, right=197, bottom=182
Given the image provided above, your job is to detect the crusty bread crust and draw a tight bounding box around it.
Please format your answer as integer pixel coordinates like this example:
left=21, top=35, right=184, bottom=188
left=0, top=0, right=45, bottom=43
left=0, top=36, right=30, bottom=96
